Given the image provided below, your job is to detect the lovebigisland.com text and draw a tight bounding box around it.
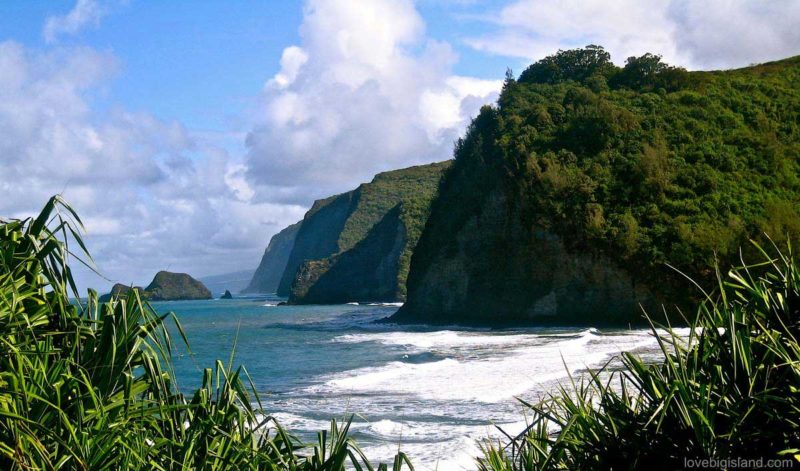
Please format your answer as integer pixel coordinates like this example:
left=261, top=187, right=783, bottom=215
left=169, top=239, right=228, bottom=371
left=684, top=457, right=797, bottom=469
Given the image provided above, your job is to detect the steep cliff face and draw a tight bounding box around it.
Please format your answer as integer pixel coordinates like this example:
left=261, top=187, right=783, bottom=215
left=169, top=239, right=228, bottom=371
left=395, top=49, right=800, bottom=325
left=395, top=183, right=660, bottom=325
left=277, top=192, right=358, bottom=296
left=242, top=222, right=301, bottom=293
left=279, top=161, right=450, bottom=302
left=289, top=205, right=407, bottom=303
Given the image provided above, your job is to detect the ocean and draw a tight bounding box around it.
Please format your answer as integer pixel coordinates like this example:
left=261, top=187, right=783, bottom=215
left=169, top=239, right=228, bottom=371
left=158, top=296, right=671, bottom=470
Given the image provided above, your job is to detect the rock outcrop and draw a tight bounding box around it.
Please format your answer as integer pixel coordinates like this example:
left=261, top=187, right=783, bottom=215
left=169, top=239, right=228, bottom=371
left=220, top=290, right=233, bottom=299
left=393, top=184, right=661, bottom=325
left=145, top=271, right=212, bottom=301
left=242, top=222, right=301, bottom=293
left=99, top=271, right=212, bottom=302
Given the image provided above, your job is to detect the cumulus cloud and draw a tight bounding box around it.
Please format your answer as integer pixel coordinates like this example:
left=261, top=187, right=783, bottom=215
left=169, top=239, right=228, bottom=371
left=245, top=0, right=502, bottom=204
left=0, top=41, right=306, bottom=292
left=465, top=0, right=800, bottom=69
left=43, top=0, right=108, bottom=43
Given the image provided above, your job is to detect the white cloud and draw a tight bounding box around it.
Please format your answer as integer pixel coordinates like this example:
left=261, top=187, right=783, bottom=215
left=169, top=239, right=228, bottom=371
left=43, top=0, right=108, bottom=44
left=668, top=0, right=800, bottom=69
left=245, top=0, right=501, bottom=204
left=465, top=0, right=800, bottom=69
left=0, top=41, right=307, bottom=292
left=268, top=46, right=309, bottom=89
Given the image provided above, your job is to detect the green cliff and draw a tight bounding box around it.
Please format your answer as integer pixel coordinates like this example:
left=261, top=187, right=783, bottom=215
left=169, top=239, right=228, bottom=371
left=394, top=47, right=800, bottom=325
left=242, top=222, right=301, bottom=293
left=279, top=161, right=450, bottom=303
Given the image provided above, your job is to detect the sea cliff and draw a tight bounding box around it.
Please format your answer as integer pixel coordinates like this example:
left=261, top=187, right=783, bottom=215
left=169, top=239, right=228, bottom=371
left=394, top=48, right=800, bottom=325
left=278, top=161, right=450, bottom=303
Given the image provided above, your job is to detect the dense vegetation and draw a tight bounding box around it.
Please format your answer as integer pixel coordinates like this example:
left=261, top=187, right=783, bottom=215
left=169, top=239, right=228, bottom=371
left=510, top=46, right=799, bottom=282
left=279, top=161, right=450, bottom=302
left=400, top=46, right=800, bottom=323
left=0, top=196, right=410, bottom=470
left=479, top=241, right=800, bottom=469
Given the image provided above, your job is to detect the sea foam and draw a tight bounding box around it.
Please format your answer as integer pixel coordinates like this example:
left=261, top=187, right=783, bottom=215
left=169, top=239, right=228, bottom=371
left=316, top=328, right=657, bottom=404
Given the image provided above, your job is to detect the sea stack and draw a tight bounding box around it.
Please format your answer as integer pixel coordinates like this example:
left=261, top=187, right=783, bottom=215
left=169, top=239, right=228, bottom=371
left=145, top=271, right=212, bottom=301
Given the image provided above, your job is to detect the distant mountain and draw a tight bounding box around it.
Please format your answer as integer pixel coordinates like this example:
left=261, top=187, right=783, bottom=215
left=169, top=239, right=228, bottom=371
left=277, top=161, right=451, bottom=304
left=100, top=271, right=212, bottom=302
left=201, top=269, right=256, bottom=297
left=394, top=47, right=800, bottom=325
left=241, top=223, right=300, bottom=294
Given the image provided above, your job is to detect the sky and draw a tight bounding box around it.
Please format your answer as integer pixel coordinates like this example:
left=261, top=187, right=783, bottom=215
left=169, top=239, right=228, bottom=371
left=1, top=0, right=798, bottom=293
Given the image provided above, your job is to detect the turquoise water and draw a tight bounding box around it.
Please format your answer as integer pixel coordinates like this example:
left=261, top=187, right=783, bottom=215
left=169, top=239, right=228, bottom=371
left=156, top=296, right=666, bottom=470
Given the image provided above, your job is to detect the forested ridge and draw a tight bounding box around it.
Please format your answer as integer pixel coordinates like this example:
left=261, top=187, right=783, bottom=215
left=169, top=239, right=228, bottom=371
left=399, top=46, right=800, bottom=323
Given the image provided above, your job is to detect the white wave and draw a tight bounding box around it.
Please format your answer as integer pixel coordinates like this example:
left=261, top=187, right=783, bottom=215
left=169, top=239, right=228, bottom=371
left=315, top=329, right=657, bottom=403
left=357, top=420, right=536, bottom=471
left=270, top=412, right=333, bottom=432
left=262, top=303, right=277, bottom=307
left=346, top=302, right=359, bottom=305
left=281, top=326, right=683, bottom=470
left=359, top=435, right=480, bottom=471
left=334, top=330, right=546, bottom=350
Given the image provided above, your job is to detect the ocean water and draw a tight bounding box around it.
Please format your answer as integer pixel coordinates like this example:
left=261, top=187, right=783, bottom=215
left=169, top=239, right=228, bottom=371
left=157, top=296, right=671, bottom=470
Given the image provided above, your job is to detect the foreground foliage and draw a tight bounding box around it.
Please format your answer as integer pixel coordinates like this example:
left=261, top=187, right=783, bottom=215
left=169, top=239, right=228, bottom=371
left=479, top=241, right=800, bottom=469
left=0, top=196, right=411, bottom=470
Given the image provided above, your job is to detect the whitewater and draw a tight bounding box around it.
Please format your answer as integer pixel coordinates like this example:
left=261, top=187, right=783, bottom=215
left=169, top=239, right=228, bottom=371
left=161, top=297, right=678, bottom=471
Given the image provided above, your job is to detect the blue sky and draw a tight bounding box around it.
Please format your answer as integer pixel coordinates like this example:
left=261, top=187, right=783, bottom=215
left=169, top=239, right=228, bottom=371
left=1, top=0, right=798, bottom=292
left=0, top=1, right=515, bottom=132
left=1, top=2, right=302, bottom=136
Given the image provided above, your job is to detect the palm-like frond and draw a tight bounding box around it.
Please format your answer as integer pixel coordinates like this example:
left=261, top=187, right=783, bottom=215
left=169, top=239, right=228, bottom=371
left=0, top=196, right=411, bottom=470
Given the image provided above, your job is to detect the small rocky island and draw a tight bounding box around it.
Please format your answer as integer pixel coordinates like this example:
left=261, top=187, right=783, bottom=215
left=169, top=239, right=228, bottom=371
left=220, top=290, right=233, bottom=299
left=99, top=271, right=212, bottom=302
